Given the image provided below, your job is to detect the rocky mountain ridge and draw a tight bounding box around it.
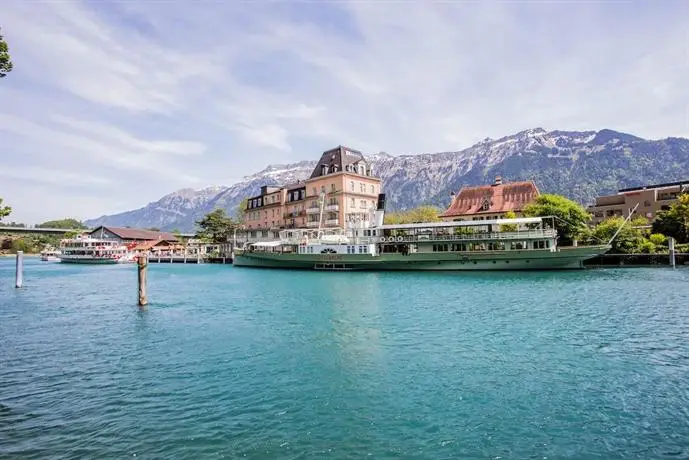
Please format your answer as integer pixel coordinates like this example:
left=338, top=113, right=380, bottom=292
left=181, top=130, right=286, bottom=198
left=85, top=128, right=689, bottom=231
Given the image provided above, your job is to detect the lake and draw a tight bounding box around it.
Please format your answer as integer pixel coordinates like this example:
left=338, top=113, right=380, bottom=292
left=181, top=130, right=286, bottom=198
left=2, top=258, right=689, bottom=458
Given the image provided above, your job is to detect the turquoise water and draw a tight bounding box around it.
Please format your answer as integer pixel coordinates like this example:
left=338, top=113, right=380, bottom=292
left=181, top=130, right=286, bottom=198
left=2, top=258, right=689, bottom=459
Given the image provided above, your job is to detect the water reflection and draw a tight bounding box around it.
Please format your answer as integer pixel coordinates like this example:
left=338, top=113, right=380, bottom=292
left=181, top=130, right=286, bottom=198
left=319, top=273, right=385, bottom=373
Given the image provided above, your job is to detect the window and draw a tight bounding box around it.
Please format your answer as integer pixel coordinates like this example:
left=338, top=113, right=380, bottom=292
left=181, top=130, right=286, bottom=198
left=370, top=185, right=375, bottom=194
left=312, top=187, right=317, bottom=196
left=644, top=200, right=651, bottom=207
left=350, top=181, right=355, bottom=191
left=350, top=198, right=355, bottom=208
left=360, top=183, right=366, bottom=193
left=360, top=200, right=367, bottom=209
left=331, top=183, right=336, bottom=192
left=480, top=199, right=490, bottom=212
left=300, top=190, right=305, bottom=200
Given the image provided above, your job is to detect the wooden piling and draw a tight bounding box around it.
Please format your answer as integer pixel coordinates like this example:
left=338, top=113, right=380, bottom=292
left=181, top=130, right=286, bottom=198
left=15, top=251, right=23, bottom=288
left=669, top=237, right=676, bottom=269
left=137, top=255, right=148, bottom=307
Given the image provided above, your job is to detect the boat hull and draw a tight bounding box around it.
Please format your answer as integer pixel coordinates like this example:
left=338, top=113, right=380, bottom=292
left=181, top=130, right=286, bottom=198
left=59, top=257, right=122, bottom=264
left=233, top=245, right=611, bottom=271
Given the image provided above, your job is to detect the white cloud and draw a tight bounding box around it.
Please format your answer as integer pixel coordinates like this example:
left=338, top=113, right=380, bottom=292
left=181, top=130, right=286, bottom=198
left=1, top=0, right=688, bottom=223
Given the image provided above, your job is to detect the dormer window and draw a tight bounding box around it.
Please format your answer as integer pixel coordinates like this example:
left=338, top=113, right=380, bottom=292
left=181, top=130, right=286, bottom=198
left=321, top=165, right=328, bottom=175
left=480, top=200, right=490, bottom=212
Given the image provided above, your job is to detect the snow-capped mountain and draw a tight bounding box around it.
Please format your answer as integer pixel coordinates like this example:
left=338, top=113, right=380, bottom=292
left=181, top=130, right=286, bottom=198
left=85, top=128, right=689, bottom=231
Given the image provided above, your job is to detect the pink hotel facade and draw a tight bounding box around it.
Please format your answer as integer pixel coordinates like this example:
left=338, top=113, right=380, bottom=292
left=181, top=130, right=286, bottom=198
left=243, top=146, right=382, bottom=232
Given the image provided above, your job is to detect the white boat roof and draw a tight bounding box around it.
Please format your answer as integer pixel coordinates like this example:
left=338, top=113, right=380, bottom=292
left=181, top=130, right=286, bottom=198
left=252, top=241, right=283, bottom=247
left=376, top=216, right=544, bottom=231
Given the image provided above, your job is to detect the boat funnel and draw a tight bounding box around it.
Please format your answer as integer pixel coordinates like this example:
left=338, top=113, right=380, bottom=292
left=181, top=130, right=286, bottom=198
left=374, top=193, right=386, bottom=227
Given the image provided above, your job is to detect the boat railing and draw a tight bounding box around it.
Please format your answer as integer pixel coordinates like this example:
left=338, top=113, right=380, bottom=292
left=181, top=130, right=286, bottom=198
left=363, top=229, right=557, bottom=244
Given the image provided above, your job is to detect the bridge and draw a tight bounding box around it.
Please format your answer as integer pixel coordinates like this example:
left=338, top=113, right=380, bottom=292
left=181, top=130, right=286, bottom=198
left=0, top=226, right=196, bottom=238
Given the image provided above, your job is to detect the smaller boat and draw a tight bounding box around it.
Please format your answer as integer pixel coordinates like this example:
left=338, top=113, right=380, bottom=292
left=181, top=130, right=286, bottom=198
left=40, top=249, right=61, bottom=262
left=59, top=235, right=132, bottom=264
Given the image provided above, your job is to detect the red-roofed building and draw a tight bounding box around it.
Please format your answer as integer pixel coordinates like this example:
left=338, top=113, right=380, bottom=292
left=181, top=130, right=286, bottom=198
left=440, top=177, right=540, bottom=221
left=88, top=226, right=178, bottom=243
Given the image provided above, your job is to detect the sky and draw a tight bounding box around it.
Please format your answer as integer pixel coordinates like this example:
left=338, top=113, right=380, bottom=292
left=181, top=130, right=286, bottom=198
left=1, top=0, right=688, bottom=224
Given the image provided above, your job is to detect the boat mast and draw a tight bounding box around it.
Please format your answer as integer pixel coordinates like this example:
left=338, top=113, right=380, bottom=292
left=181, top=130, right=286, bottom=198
left=606, top=202, right=640, bottom=246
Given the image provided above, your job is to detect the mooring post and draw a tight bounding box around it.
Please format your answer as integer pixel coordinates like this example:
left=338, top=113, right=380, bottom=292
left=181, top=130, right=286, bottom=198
left=15, top=251, right=24, bottom=288
left=669, top=237, right=676, bottom=269
left=137, top=255, right=148, bottom=307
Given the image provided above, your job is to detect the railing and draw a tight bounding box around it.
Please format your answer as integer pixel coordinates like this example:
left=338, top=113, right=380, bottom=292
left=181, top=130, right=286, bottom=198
left=326, top=219, right=340, bottom=226
left=306, top=208, right=321, bottom=214
left=372, top=229, right=556, bottom=243
left=306, top=221, right=320, bottom=228
left=326, top=204, right=339, bottom=211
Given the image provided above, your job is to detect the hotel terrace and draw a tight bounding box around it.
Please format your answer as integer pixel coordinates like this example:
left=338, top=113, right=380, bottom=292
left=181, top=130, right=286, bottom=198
left=587, top=180, right=689, bottom=225
left=440, top=177, right=540, bottom=221
left=244, top=146, right=382, bottom=232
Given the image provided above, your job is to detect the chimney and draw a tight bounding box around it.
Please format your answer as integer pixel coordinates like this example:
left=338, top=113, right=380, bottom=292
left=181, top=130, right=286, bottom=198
left=493, top=176, right=503, bottom=186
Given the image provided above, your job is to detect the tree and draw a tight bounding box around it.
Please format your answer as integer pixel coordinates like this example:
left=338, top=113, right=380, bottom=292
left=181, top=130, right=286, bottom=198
left=235, top=198, right=248, bottom=225
left=499, top=210, right=518, bottom=232
left=195, top=208, right=237, bottom=243
left=0, top=197, right=11, bottom=221
left=586, top=216, right=647, bottom=253
left=0, top=27, right=13, bottom=78
left=651, top=193, right=689, bottom=243
left=37, top=218, right=88, bottom=229
left=522, top=194, right=590, bottom=245
left=384, top=206, right=442, bottom=225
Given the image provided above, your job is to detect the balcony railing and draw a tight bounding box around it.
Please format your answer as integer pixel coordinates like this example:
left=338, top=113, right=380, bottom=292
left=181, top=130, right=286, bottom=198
left=306, top=207, right=321, bottom=214
left=326, top=204, right=339, bottom=212
left=306, top=221, right=320, bottom=228
left=326, top=219, right=340, bottom=226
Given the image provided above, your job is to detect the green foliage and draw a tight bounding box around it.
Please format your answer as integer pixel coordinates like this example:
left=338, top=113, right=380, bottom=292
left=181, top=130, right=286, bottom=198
left=236, top=198, right=248, bottom=224
left=11, top=238, right=35, bottom=253
left=0, top=27, right=12, bottom=78
left=499, top=210, right=518, bottom=232
left=0, top=197, right=11, bottom=221
left=64, top=230, right=81, bottom=239
left=195, top=208, right=237, bottom=243
left=384, top=206, right=442, bottom=225
left=37, top=218, right=87, bottom=229
left=651, top=193, right=689, bottom=243
left=584, top=216, right=668, bottom=254
left=586, top=216, right=646, bottom=253
left=648, top=233, right=667, bottom=246
left=522, top=194, right=590, bottom=245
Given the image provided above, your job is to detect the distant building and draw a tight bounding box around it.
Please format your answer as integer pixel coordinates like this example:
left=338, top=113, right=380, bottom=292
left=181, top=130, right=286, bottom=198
left=243, top=146, right=382, bottom=231
left=440, top=177, right=540, bottom=221
left=88, top=226, right=178, bottom=243
left=587, top=180, right=689, bottom=224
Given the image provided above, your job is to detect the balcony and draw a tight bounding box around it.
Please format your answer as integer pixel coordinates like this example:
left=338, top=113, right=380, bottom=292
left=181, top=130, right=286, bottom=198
left=326, top=204, right=339, bottom=212
left=307, top=221, right=320, bottom=228
left=326, top=219, right=340, bottom=226
left=306, top=207, right=321, bottom=214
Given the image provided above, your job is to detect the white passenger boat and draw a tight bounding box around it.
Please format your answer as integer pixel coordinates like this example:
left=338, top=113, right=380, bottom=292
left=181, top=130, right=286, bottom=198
left=233, top=194, right=611, bottom=271
left=40, top=249, right=61, bottom=262
left=59, top=235, right=133, bottom=264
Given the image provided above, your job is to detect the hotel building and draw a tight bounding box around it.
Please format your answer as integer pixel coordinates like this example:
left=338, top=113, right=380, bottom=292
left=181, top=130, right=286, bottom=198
left=587, top=180, right=688, bottom=225
left=440, top=177, right=540, bottom=221
left=244, top=146, right=382, bottom=232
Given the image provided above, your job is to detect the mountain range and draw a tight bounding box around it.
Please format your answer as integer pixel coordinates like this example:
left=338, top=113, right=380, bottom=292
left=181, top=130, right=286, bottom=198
left=84, top=128, right=689, bottom=231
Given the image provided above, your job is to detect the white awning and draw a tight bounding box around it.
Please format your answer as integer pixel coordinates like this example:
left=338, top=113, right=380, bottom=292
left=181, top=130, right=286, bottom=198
left=251, top=241, right=283, bottom=247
